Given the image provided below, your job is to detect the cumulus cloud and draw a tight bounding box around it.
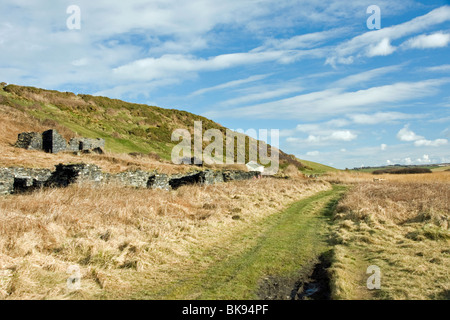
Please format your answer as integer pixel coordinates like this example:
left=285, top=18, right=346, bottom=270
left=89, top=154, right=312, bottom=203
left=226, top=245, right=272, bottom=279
left=416, top=154, right=431, bottom=163
left=404, top=32, right=450, bottom=49
left=305, top=130, right=358, bottom=143
left=397, top=125, right=424, bottom=141
left=414, top=138, right=448, bottom=147
left=366, top=38, right=396, bottom=57
left=286, top=128, right=357, bottom=146
left=397, top=125, right=448, bottom=147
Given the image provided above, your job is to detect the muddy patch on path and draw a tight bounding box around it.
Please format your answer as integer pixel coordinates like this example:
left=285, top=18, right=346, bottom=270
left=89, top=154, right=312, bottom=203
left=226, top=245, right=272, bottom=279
left=258, top=253, right=331, bottom=300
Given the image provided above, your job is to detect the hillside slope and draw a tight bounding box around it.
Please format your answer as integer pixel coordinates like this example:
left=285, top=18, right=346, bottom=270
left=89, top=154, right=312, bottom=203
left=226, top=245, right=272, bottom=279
left=0, top=82, right=333, bottom=173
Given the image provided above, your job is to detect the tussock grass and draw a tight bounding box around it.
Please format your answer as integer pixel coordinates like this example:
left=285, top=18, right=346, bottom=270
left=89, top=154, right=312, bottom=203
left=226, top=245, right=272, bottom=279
left=330, top=177, right=449, bottom=300
left=0, top=178, right=330, bottom=299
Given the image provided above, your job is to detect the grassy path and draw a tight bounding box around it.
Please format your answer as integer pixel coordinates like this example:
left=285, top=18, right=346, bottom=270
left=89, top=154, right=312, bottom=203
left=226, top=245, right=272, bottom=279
left=144, top=185, right=347, bottom=300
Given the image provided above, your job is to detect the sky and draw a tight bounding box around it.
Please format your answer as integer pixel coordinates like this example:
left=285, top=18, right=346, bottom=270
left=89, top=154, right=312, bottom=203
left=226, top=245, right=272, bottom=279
left=1, top=0, right=449, bottom=169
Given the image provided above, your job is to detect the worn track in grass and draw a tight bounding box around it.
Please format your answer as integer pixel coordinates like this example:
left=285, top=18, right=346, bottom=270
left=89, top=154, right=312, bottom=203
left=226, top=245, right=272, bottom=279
left=144, top=185, right=347, bottom=300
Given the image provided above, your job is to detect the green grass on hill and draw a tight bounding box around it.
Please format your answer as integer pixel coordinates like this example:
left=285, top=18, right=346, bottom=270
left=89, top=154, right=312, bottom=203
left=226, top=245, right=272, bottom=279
left=299, top=159, right=340, bottom=174
left=0, top=83, right=337, bottom=173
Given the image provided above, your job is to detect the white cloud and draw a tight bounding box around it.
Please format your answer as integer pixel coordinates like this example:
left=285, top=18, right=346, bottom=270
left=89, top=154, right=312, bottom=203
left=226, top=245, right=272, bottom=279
left=218, top=86, right=304, bottom=107
left=286, top=128, right=357, bottom=146
left=326, top=6, right=450, bottom=66
left=334, top=65, right=402, bottom=88
left=191, top=74, right=270, bottom=96
left=349, top=112, right=418, bottom=125
left=397, top=125, right=424, bottom=141
left=425, top=64, right=450, bottom=72
left=443, top=128, right=450, bottom=137
left=0, top=0, right=333, bottom=95
left=328, top=131, right=357, bottom=141
left=257, top=28, right=349, bottom=51
left=113, top=50, right=309, bottom=82
left=414, top=138, right=448, bottom=147
left=207, top=79, right=446, bottom=120
left=306, top=151, right=320, bottom=156
left=396, top=125, right=448, bottom=147
left=404, top=157, right=413, bottom=165
left=404, top=32, right=450, bottom=49
left=381, top=144, right=387, bottom=151
left=306, top=130, right=357, bottom=143
left=366, top=38, right=396, bottom=57
left=417, top=154, right=431, bottom=163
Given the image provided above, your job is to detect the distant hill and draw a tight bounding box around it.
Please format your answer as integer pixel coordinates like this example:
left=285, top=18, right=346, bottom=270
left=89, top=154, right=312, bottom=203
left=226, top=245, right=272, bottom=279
left=0, top=82, right=336, bottom=173
left=352, top=164, right=450, bottom=173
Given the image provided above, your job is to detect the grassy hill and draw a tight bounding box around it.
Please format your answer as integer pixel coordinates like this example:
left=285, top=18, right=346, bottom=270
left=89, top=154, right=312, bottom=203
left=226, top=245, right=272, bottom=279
left=298, top=159, right=339, bottom=174
left=0, top=82, right=335, bottom=173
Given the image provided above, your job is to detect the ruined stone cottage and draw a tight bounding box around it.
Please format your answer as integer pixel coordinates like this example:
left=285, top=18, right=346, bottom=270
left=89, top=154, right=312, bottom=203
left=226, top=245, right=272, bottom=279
left=15, top=129, right=105, bottom=154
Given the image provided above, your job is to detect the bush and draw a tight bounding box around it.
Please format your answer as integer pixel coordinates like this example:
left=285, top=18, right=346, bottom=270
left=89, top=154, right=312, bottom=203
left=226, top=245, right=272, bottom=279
left=373, top=167, right=432, bottom=175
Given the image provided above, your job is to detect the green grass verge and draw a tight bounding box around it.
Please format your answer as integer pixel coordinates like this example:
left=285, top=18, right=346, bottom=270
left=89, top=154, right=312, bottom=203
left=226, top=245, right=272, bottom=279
left=134, top=185, right=347, bottom=300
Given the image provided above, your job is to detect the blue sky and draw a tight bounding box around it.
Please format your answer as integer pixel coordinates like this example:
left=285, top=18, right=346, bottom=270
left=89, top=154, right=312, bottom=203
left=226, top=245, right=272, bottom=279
left=1, top=0, right=449, bottom=169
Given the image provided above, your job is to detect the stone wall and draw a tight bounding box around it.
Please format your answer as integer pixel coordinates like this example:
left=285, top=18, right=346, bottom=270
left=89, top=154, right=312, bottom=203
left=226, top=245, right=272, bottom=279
left=14, top=129, right=105, bottom=154
left=42, top=129, right=67, bottom=154
left=0, top=163, right=261, bottom=196
left=14, top=132, right=43, bottom=150
left=223, top=170, right=261, bottom=182
left=0, top=167, right=52, bottom=194
left=108, top=170, right=153, bottom=189
left=46, top=164, right=104, bottom=187
left=0, top=169, right=14, bottom=195
left=68, top=138, right=105, bottom=153
left=148, top=174, right=170, bottom=190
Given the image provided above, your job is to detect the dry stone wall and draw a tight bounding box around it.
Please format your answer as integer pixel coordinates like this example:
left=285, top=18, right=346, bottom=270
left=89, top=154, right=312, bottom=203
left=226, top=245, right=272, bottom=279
left=0, top=163, right=261, bottom=195
left=14, top=132, right=43, bottom=150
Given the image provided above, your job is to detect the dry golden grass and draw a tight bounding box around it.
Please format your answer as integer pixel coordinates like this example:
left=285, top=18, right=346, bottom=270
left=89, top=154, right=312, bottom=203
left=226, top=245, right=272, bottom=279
left=322, top=170, right=450, bottom=184
left=0, top=178, right=330, bottom=299
left=0, top=104, right=248, bottom=174
left=0, top=104, right=185, bottom=173
left=0, top=103, right=256, bottom=175
left=330, top=176, right=449, bottom=300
